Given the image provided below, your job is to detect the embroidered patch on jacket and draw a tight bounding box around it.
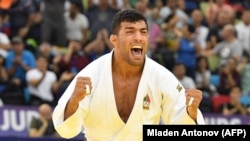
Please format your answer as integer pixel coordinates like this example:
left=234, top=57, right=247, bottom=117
left=176, top=83, right=183, bottom=92
left=143, top=94, right=150, bottom=110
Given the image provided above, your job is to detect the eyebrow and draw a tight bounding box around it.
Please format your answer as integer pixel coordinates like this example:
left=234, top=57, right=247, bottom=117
left=124, top=27, right=147, bottom=31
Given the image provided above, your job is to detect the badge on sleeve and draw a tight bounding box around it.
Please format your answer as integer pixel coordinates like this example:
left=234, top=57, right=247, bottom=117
left=176, top=83, right=183, bottom=92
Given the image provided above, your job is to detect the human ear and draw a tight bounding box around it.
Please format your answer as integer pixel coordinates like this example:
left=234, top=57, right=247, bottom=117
left=110, top=34, right=117, bottom=47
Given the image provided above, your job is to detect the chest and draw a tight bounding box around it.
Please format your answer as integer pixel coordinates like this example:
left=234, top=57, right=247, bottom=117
left=112, top=76, right=141, bottom=123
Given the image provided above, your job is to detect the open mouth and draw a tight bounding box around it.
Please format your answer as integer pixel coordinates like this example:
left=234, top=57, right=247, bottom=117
left=131, top=46, right=143, bottom=57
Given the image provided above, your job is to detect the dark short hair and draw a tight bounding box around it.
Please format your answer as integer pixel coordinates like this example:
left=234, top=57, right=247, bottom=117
left=111, top=9, right=148, bottom=35
left=187, top=24, right=196, bottom=33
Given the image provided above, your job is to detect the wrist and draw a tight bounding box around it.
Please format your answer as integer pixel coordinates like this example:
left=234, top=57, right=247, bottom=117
left=187, top=106, right=197, bottom=121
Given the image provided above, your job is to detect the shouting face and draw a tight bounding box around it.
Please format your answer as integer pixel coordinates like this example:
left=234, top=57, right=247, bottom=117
left=110, top=20, right=149, bottom=66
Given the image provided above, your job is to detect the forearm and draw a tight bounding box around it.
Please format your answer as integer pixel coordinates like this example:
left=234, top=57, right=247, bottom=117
left=82, top=29, right=89, bottom=46
left=25, top=13, right=36, bottom=28
left=0, top=68, right=8, bottom=82
left=64, top=97, right=79, bottom=120
left=21, top=63, right=32, bottom=72
left=30, top=74, right=46, bottom=87
left=84, top=39, right=101, bottom=54
left=52, top=79, right=64, bottom=93
left=227, top=75, right=236, bottom=86
left=7, top=66, right=17, bottom=76
left=224, top=107, right=238, bottom=115
left=0, top=43, right=11, bottom=50
left=238, top=105, right=247, bottom=115
left=202, top=75, right=210, bottom=87
left=35, top=123, right=48, bottom=137
left=63, top=50, right=73, bottom=64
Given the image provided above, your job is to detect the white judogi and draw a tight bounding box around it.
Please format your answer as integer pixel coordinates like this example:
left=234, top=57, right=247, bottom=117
left=52, top=50, right=205, bottom=141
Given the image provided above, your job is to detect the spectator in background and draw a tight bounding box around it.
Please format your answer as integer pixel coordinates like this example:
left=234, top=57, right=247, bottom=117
left=237, top=54, right=250, bottom=110
left=195, top=56, right=217, bottom=99
left=172, top=62, right=196, bottom=89
left=159, top=12, right=182, bottom=51
left=181, top=0, right=199, bottom=15
left=200, top=24, right=243, bottom=69
left=65, top=0, right=90, bottom=45
left=29, top=103, right=59, bottom=138
left=150, top=0, right=163, bottom=24
left=206, top=10, right=234, bottom=50
left=26, top=55, right=65, bottom=106
left=55, top=40, right=90, bottom=77
left=85, top=0, right=118, bottom=41
left=205, top=0, right=235, bottom=27
left=7, top=0, right=36, bottom=39
left=37, top=42, right=55, bottom=71
left=0, top=54, right=8, bottom=93
left=190, top=9, right=209, bottom=50
left=174, top=24, right=202, bottom=79
left=218, top=57, right=241, bottom=95
left=237, top=54, right=250, bottom=96
left=147, top=0, right=163, bottom=51
left=40, top=0, right=67, bottom=47
left=0, top=12, right=11, bottom=37
left=159, top=0, right=189, bottom=29
left=0, top=31, right=11, bottom=58
left=84, top=29, right=112, bottom=62
left=150, top=12, right=180, bottom=71
left=235, top=9, right=250, bottom=56
left=5, top=36, right=36, bottom=93
left=218, top=86, right=247, bottom=116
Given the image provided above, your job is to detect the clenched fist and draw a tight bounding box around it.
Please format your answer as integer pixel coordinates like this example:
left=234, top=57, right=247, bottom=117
left=71, top=77, right=92, bottom=102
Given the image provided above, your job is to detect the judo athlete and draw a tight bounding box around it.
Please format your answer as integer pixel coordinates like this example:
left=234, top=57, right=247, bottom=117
left=52, top=9, right=205, bottom=141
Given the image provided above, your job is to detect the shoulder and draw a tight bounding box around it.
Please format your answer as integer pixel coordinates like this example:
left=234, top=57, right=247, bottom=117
left=232, top=39, right=243, bottom=48
left=47, top=71, right=57, bottom=77
left=235, top=22, right=244, bottom=29
left=146, top=57, right=177, bottom=81
left=29, top=117, right=41, bottom=126
left=27, top=68, right=37, bottom=74
left=78, top=13, right=88, bottom=20
left=23, top=50, right=35, bottom=57
left=6, top=50, right=15, bottom=55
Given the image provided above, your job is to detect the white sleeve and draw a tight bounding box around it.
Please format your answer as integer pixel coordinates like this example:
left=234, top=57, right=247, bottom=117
left=52, top=103, right=83, bottom=139
left=52, top=64, right=95, bottom=138
left=196, top=109, right=206, bottom=125
left=160, top=71, right=205, bottom=125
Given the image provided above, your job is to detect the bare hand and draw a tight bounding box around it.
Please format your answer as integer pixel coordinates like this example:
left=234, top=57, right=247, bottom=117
left=13, top=57, right=22, bottom=66
left=60, top=71, right=75, bottom=81
left=40, top=115, right=48, bottom=126
left=18, top=27, right=29, bottom=38
left=185, top=89, right=203, bottom=120
left=71, top=77, right=92, bottom=102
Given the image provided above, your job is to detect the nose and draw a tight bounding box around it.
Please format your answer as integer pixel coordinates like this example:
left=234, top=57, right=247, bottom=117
left=133, top=31, right=143, bottom=42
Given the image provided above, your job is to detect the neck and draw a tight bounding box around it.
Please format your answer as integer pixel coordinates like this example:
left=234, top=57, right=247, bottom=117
left=112, top=52, right=144, bottom=79
left=15, top=52, right=22, bottom=56
left=70, top=13, right=77, bottom=19
left=226, top=36, right=235, bottom=43
left=194, top=22, right=201, bottom=27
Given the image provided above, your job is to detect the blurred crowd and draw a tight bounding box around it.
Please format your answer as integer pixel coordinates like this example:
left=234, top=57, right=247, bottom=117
left=0, top=0, right=250, bottom=120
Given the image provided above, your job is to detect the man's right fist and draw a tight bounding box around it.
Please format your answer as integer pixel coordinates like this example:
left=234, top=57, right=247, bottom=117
left=72, top=77, right=92, bottom=101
